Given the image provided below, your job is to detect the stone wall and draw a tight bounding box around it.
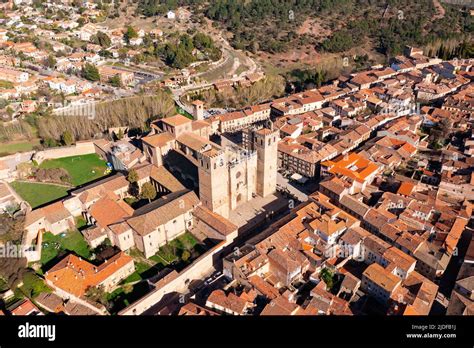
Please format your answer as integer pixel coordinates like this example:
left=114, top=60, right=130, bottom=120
left=118, top=240, right=228, bottom=315
left=33, top=141, right=97, bottom=164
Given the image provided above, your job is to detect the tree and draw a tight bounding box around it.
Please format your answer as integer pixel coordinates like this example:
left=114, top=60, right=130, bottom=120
left=181, top=250, right=191, bottom=262
left=16, top=162, right=34, bottom=179
left=6, top=106, right=14, bottom=119
left=0, top=98, right=8, bottom=109
left=0, top=213, right=25, bottom=244
left=44, top=55, right=57, bottom=69
left=36, top=94, right=176, bottom=142
left=81, top=63, right=100, bottom=81
left=85, top=285, right=109, bottom=307
left=61, top=130, right=74, bottom=146
left=43, top=137, right=59, bottom=148
left=141, top=182, right=157, bottom=202
left=127, top=169, right=139, bottom=184
left=0, top=256, right=27, bottom=289
left=124, top=26, right=138, bottom=44
left=91, top=31, right=111, bottom=48
left=320, top=268, right=335, bottom=290
left=127, top=169, right=139, bottom=197
left=109, top=74, right=122, bottom=87
left=4, top=204, right=19, bottom=218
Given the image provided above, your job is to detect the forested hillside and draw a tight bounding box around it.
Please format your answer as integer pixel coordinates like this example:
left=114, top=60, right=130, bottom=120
left=138, top=0, right=473, bottom=59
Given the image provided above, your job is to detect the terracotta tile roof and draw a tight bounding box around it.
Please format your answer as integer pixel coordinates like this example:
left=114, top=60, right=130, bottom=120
left=445, top=217, right=467, bottom=255
left=340, top=194, right=370, bottom=217
left=323, top=152, right=380, bottom=183
left=45, top=252, right=133, bottom=298
left=319, top=177, right=350, bottom=196
left=89, top=197, right=133, bottom=228
left=108, top=221, right=132, bottom=235
left=219, top=111, right=245, bottom=122
left=383, top=246, right=416, bottom=272
left=136, top=164, right=184, bottom=192
left=400, top=271, right=438, bottom=315
left=260, top=295, right=298, bottom=315
left=82, top=225, right=107, bottom=242
left=176, top=132, right=212, bottom=152
left=142, top=132, right=174, bottom=148
left=247, top=275, right=280, bottom=300
left=10, top=299, right=41, bottom=315
left=25, top=201, right=72, bottom=227
left=178, top=302, right=218, bottom=315
left=63, top=300, right=99, bottom=315
left=193, top=205, right=237, bottom=236
left=35, top=292, right=64, bottom=313
left=206, top=289, right=249, bottom=315
left=127, top=190, right=199, bottom=236
left=72, top=174, right=129, bottom=204
left=340, top=226, right=370, bottom=245
left=363, top=263, right=400, bottom=293
left=397, top=182, right=415, bottom=196
left=162, top=114, right=192, bottom=127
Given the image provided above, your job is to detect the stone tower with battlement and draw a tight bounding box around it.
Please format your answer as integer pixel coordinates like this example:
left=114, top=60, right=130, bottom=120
left=245, top=126, right=279, bottom=197
left=192, top=100, right=204, bottom=121
left=198, top=149, right=230, bottom=218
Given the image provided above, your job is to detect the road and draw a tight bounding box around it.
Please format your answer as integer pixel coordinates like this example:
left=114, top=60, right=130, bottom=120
left=170, top=34, right=261, bottom=115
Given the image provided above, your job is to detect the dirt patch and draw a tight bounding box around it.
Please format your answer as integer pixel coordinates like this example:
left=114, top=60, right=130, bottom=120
left=258, top=45, right=322, bottom=68
left=297, top=18, right=332, bottom=39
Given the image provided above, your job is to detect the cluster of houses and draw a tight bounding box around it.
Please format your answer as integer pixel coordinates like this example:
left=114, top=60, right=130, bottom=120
left=0, top=0, right=186, bottom=121
left=170, top=49, right=474, bottom=316
left=201, top=48, right=473, bottom=186
left=5, top=43, right=474, bottom=316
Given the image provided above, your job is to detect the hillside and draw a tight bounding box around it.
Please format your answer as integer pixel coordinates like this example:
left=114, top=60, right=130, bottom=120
left=138, top=0, right=473, bottom=60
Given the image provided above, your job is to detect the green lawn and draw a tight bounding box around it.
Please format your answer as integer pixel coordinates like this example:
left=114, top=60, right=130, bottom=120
left=20, top=272, right=51, bottom=298
left=0, top=139, right=41, bottom=157
left=39, top=154, right=108, bottom=186
left=11, top=181, right=69, bottom=208
left=152, top=232, right=200, bottom=264
left=41, top=230, right=91, bottom=267
left=122, top=261, right=157, bottom=283
left=107, top=282, right=151, bottom=314
left=124, top=233, right=202, bottom=283
left=75, top=216, right=88, bottom=230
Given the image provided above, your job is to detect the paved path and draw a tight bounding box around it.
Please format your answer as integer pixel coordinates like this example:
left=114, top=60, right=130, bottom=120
left=276, top=172, right=309, bottom=202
